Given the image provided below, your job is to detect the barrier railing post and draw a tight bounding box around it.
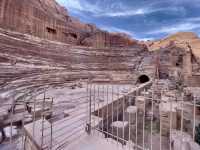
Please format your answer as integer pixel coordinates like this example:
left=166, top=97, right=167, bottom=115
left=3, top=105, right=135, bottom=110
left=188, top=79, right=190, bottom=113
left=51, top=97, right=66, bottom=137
left=86, top=81, right=92, bottom=135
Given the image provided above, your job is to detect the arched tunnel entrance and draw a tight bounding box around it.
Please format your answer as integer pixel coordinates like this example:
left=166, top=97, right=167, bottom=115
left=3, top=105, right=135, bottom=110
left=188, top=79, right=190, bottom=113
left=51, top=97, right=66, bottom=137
left=137, top=74, right=150, bottom=84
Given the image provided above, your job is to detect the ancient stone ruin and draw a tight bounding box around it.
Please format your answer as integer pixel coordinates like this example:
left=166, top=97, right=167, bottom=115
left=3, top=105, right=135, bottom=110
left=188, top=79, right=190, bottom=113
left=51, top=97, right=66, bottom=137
left=0, top=0, right=200, bottom=150
left=0, top=0, right=138, bottom=48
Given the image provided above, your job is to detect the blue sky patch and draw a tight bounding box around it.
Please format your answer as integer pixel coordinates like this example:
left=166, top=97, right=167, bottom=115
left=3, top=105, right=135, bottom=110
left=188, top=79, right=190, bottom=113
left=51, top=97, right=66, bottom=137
left=56, top=0, right=200, bottom=41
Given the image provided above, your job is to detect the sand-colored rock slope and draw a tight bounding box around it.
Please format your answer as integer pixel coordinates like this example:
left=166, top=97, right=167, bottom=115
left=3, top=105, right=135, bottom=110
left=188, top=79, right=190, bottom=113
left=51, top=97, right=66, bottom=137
left=146, top=32, right=200, bottom=58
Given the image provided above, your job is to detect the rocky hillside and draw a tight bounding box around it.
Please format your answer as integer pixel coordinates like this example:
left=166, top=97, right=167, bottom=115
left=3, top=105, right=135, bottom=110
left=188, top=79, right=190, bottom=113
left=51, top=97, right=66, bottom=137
left=146, top=32, right=200, bottom=58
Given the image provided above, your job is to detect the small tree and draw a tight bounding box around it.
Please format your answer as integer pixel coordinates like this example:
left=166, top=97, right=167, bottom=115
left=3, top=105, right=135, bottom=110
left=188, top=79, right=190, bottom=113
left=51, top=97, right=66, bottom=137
left=195, top=124, right=200, bottom=145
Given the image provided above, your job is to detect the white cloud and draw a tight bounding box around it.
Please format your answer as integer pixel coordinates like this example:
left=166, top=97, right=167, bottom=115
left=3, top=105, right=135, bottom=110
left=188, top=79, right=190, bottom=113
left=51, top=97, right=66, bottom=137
left=147, top=23, right=200, bottom=35
left=95, top=8, right=148, bottom=17
left=96, top=6, right=185, bottom=17
left=56, top=0, right=101, bottom=14
left=56, top=0, right=185, bottom=17
left=136, top=37, right=155, bottom=41
left=56, top=0, right=83, bottom=10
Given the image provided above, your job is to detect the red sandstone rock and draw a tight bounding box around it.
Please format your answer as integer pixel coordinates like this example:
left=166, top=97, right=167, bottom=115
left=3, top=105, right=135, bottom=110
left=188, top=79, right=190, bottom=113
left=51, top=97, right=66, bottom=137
left=0, top=0, right=139, bottom=48
left=145, top=32, right=200, bottom=58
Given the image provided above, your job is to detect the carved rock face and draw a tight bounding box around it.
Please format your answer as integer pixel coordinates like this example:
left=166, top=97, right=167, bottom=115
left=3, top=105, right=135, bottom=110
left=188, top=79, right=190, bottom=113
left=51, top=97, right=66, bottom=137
left=0, top=0, right=139, bottom=48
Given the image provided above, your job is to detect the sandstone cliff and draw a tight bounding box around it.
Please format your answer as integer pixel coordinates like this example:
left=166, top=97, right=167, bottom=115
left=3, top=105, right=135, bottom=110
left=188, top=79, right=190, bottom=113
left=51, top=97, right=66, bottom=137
left=0, top=0, right=139, bottom=48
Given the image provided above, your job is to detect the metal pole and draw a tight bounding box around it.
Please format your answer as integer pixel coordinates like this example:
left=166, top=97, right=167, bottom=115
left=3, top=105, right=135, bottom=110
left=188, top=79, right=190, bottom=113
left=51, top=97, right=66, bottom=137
left=143, top=90, right=146, bottom=149
left=128, top=95, right=131, bottom=150
left=86, top=81, right=92, bottom=134
left=111, top=85, right=114, bottom=141
left=89, top=83, right=92, bottom=134
left=41, top=91, right=46, bottom=149
left=160, top=91, right=162, bottom=150
left=22, top=99, right=26, bottom=150
left=106, top=85, right=109, bottom=140
left=93, top=84, right=96, bottom=135
left=135, top=90, right=138, bottom=150
left=180, top=94, right=184, bottom=150
left=97, top=84, right=100, bottom=136
left=117, top=86, right=119, bottom=147
left=169, top=98, right=172, bottom=150
left=50, top=97, right=53, bottom=150
left=150, top=87, right=154, bottom=150
left=10, top=95, right=15, bottom=145
left=33, top=96, right=36, bottom=139
left=193, top=96, right=196, bottom=141
left=123, top=91, right=125, bottom=146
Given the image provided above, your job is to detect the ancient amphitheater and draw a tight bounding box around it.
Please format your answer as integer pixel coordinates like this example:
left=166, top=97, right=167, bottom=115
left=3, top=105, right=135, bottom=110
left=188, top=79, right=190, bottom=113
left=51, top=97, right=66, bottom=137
left=0, top=0, right=200, bottom=150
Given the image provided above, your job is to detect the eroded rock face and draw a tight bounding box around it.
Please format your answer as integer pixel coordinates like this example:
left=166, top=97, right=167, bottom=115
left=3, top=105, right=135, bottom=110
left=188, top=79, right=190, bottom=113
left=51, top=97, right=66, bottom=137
left=0, top=28, right=149, bottom=105
left=0, top=0, right=139, bottom=48
left=146, top=32, right=200, bottom=59
left=81, top=32, right=139, bottom=48
left=0, top=0, right=91, bottom=44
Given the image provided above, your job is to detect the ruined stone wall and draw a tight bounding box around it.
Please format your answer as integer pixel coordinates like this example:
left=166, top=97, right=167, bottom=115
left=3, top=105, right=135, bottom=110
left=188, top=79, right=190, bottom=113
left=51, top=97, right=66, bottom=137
left=157, top=45, right=200, bottom=87
left=93, top=81, right=152, bottom=118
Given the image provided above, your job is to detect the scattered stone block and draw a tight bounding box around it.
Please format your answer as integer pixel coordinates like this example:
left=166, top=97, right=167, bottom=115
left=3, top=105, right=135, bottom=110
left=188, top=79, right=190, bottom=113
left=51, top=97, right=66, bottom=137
left=111, top=121, right=129, bottom=142
left=124, top=106, right=137, bottom=124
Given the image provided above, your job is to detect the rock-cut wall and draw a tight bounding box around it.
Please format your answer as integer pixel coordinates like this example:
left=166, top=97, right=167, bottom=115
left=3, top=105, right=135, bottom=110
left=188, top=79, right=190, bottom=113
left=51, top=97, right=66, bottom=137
left=0, top=0, right=139, bottom=48
left=0, top=28, right=150, bottom=105
left=0, top=0, right=88, bottom=44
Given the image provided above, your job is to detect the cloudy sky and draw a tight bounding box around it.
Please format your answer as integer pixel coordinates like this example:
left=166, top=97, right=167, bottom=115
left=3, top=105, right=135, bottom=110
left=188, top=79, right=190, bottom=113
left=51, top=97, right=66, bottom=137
left=56, top=0, right=200, bottom=41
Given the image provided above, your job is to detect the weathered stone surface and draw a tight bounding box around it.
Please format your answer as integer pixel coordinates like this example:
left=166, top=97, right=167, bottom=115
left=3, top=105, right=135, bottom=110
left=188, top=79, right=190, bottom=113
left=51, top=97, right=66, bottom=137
left=81, top=31, right=139, bottom=48
left=0, top=0, right=140, bottom=48
left=142, top=33, right=200, bottom=87
left=0, top=0, right=199, bottom=124
left=0, top=27, right=149, bottom=107
left=146, top=32, right=200, bottom=58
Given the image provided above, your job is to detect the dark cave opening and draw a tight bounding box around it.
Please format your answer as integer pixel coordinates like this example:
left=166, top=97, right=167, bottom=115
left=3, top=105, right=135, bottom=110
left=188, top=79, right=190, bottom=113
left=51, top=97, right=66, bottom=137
left=137, top=75, right=150, bottom=84
left=46, top=27, right=57, bottom=34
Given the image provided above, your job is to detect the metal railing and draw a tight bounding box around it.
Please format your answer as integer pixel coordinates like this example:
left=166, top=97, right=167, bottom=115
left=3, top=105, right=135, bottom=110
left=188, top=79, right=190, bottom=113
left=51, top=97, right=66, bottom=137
left=87, top=82, right=200, bottom=150
left=0, top=86, right=91, bottom=150
left=1, top=81, right=200, bottom=150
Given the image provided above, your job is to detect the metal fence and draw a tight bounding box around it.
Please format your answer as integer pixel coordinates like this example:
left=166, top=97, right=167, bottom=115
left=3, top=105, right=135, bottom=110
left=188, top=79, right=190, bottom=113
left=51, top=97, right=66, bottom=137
left=0, top=87, right=90, bottom=150
left=1, top=81, right=200, bottom=150
left=87, top=82, right=200, bottom=150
